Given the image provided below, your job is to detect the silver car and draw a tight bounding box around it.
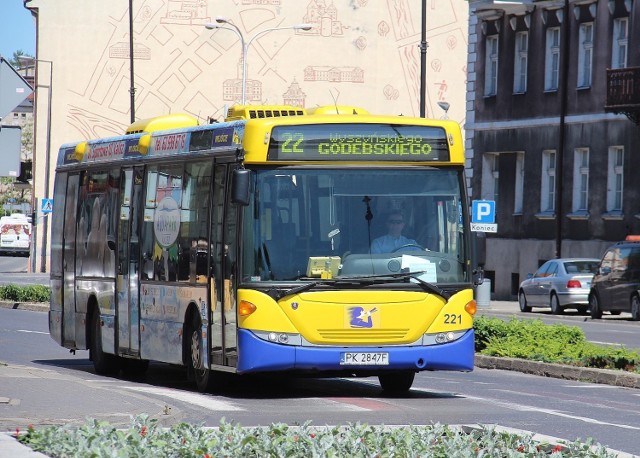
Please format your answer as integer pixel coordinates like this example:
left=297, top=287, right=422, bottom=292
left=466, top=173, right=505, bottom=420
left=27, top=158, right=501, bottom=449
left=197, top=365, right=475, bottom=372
left=518, top=258, right=600, bottom=314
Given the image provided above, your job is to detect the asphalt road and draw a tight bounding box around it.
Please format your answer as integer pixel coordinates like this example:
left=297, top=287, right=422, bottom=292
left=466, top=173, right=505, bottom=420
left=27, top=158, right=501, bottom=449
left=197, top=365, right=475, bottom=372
left=1, top=304, right=640, bottom=456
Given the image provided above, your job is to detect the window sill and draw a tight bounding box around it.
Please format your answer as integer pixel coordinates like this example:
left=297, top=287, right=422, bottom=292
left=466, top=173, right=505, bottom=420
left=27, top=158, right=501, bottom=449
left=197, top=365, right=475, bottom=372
left=602, top=211, right=624, bottom=221
left=567, top=211, right=589, bottom=220
left=535, top=211, right=555, bottom=220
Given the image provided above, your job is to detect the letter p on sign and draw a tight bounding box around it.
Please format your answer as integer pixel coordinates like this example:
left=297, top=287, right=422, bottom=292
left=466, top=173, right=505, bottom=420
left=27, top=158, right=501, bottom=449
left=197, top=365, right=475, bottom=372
left=472, top=200, right=495, bottom=224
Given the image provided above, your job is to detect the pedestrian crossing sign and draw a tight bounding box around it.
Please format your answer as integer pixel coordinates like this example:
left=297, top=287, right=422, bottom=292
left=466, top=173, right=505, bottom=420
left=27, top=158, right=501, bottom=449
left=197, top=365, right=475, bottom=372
left=41, top=198, right=53, bottom=214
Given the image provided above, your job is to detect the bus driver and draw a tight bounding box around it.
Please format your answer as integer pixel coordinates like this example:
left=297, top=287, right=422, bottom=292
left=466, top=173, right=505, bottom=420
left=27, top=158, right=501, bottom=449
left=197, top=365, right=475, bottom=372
left=370, top=210, right=418, bottom=254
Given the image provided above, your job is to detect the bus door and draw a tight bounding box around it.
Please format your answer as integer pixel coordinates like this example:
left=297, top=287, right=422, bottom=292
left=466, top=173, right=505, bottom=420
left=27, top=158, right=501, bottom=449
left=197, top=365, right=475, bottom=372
left=210, top=164, right=238, bottom=367
left=116, top=167, right=144, bottom=355
left=62, top=174, right=80, bottom=346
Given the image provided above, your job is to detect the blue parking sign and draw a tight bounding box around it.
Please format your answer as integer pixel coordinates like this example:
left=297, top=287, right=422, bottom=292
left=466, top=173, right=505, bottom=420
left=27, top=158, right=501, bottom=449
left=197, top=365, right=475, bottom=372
left=472, top=200, right=495, bottom=224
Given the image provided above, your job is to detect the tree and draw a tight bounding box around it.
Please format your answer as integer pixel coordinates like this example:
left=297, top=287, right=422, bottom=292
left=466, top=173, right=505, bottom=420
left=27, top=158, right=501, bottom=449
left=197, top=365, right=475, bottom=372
left=10, top=50, right=32, bottom=68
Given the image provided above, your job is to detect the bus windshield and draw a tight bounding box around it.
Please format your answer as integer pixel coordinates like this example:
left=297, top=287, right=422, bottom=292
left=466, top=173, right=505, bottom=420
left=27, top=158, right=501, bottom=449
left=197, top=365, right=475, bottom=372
left=242, top=167, right=468, bottom=284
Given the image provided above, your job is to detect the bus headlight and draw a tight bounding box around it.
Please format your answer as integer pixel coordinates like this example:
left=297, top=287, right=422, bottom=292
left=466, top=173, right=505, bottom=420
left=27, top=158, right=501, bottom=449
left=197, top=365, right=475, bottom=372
left=422, top=330, right=466, bottom=346
left=255, top=330, right=302, bottom=346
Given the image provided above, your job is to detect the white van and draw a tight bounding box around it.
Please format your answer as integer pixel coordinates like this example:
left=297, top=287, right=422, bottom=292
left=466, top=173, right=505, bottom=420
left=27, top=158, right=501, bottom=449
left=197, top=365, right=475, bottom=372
left=0, top=214, right=32, bottom=257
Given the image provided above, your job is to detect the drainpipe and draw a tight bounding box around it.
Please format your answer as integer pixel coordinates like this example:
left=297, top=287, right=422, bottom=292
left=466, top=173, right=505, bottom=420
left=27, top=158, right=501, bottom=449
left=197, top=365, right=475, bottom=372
left=555, top=0, right=570, bottom=259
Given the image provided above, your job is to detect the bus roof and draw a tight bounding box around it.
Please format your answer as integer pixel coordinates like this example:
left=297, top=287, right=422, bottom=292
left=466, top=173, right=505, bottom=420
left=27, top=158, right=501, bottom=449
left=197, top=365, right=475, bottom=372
left=55, top=106, right=464, bottom=168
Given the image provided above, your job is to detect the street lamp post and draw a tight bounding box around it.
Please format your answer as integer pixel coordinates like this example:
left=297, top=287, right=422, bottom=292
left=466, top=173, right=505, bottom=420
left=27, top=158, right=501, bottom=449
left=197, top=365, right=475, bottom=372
left=32, top=59, right=53, bottom=273
left=204, top=18, right=312, bottom=105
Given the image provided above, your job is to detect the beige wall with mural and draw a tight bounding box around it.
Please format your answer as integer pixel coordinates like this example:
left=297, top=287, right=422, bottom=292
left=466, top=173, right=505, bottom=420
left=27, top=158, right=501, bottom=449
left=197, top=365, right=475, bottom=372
left=29, top=0, right=468, bottom=271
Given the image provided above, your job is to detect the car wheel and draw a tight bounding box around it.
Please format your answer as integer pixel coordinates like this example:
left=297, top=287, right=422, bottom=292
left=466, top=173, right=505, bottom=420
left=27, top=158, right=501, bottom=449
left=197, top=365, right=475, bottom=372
left=518, top=291, right=531, bottom=312
left=378, top=371, right=415, bottom=393
left=631, top=295, right=640, bottom=321
left=589, top=294, right=603, bottom=319
left=550, top=293, right=563, bottom=315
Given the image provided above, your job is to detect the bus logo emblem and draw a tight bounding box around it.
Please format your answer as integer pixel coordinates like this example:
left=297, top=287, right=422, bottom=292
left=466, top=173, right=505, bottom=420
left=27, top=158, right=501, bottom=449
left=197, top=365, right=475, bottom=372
left=347, top=306, right=378, bottom=329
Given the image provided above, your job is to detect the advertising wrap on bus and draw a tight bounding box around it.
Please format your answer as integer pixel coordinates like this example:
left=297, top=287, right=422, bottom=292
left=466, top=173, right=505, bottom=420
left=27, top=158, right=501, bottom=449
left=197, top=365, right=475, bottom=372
left=0, top=214, right=31, bottom=256
left=48, top=105, right=485, bottom=394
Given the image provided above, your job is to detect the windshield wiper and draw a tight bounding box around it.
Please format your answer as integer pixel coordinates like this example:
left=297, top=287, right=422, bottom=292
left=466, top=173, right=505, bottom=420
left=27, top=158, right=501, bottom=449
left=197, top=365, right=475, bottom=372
left=271, top=272, right=450, bottom=301
left=333, top=272, right=450, bottom=300
left=272, top=281, right=322, bottom=301
left=405, top=272, right=451, bottom=301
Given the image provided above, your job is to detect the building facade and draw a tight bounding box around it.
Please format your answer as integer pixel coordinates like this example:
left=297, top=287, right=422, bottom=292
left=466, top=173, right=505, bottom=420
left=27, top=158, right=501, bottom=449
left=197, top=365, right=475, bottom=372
left=25, top=0, right=470, bottom=272
left=466, top=0, right=640, bottom=299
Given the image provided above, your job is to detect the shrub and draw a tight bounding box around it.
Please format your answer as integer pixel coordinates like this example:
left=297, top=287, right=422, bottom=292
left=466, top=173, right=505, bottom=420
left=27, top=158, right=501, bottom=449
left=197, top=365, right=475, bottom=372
left=473, top=315, right=640, bottom=372
left=17, top=416, right=617, bottom=457
left=0, top=284, right=49, bottom=303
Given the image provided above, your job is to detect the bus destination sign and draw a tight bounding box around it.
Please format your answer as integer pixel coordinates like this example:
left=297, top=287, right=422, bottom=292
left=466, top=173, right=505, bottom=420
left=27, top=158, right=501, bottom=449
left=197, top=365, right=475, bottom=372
left=267, top=123, right=450, bottom=162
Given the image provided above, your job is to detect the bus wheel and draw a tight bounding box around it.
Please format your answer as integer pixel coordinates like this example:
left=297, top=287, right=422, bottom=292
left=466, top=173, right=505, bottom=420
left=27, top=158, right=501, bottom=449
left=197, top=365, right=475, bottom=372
left=378, top=371, right=415, bottom=393
left=90, top=311, right=120, bottom=376
left=188, top=314, right=218, bottom=393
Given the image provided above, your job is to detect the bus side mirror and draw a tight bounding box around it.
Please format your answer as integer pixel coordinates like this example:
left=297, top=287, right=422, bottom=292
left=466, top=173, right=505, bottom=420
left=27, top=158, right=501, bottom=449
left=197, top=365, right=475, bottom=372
left=472, top=231, right=486, bottom=286
left=231, top=169, right=251, bottom=206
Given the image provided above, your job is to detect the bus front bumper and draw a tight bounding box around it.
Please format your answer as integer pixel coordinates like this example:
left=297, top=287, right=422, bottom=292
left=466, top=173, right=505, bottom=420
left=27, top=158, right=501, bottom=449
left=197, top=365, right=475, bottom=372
left=236, top=328, right=474, bottom=374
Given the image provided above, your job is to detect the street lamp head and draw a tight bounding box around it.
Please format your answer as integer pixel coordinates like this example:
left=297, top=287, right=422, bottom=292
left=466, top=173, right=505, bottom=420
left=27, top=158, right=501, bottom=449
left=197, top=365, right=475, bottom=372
left=215, top=16, right=230, bottom=24
left=204, top=23, right=220, bottom=30
left=437, top=101, right=450, bottom=113
left=295, top=24, right=313, bottom=31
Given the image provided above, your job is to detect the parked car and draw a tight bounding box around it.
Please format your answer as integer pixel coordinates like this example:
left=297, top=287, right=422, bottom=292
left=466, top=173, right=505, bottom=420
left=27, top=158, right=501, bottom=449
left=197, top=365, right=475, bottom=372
left=589, top=237, right=640, bottom=321
left=518, top=258, right=599, bottom=314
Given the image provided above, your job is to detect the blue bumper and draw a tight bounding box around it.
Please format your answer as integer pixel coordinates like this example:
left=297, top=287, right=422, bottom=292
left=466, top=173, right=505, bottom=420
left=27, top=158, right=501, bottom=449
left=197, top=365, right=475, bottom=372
left=236, top=328, right=475, bottom=374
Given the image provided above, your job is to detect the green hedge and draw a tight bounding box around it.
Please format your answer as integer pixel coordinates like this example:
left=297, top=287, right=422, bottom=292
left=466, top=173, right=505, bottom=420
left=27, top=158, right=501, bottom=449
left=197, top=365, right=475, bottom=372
left=0, top=284, right=50, bottom=303
left=474, top=316, right=640, bottom=373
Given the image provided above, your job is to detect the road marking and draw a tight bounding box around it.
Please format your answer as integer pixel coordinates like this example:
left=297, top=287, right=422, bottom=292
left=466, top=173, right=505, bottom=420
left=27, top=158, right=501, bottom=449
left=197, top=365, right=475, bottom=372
left=448, top=391, right=640, bottom=431
left=16, top=330, right=49, bottom=335
left=122, top=386, right=243, bottom=411
left=327, top=397, right=396, bottom=411
left=589, top=340, right=624, bottom=347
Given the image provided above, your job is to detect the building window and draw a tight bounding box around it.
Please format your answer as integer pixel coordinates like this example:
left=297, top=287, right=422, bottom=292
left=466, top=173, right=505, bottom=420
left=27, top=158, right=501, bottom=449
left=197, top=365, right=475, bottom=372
left=612, top=17, right=628, bottom=69
left=577, top=23, right=593, bottom=88
left=481, top=153, right=499, bottom=203
left=544, top=27, right=560, bottom=91
left=514, top=153, right=524, bottom=214
left=513, top=31, right=528, bottom=94
left=541, top=150, right=556, bottom=213
left=485, top=35, right=499, bottom=96
left=572, top=148, right=589, bottom=212
left=607, top=147, right=624, bottom=212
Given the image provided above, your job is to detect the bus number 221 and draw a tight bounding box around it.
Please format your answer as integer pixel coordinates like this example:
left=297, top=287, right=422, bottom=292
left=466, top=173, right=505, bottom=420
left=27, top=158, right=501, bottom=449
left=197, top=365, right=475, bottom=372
left=280, top=133, right=304, bottom=154
left=444, top=313, right=462, bottom=324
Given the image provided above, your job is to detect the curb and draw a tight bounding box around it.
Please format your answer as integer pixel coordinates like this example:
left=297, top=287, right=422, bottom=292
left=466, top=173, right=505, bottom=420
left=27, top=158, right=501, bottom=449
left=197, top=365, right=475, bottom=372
left=0, top=301, right=49, bottom=312
left=475, top=355, right=640, bottom=389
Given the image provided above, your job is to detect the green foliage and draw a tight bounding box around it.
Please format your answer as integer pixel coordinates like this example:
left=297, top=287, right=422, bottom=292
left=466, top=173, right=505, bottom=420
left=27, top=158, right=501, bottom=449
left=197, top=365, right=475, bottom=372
left=473, top=315, right=640, bottom=372
left=0, top=284, right=49, bottom=303
left=17, top=415, right=616, bottom=457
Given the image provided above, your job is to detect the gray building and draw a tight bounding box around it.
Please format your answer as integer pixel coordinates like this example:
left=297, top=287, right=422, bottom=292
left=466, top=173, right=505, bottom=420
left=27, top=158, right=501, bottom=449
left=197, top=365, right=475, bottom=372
left=466, top=0, right=640, bottom=299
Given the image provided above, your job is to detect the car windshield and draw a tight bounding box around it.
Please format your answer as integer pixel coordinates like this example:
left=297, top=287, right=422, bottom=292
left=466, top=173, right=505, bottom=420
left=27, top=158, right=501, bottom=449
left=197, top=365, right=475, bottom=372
left=563, top=261, right=599, bottom=274
left=241, top=168, right=470, bottom=284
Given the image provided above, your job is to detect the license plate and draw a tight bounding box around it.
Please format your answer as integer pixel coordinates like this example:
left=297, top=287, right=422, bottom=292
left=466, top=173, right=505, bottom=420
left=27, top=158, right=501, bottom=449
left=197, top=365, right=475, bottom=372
left=340, top=352, right=389, bottom=365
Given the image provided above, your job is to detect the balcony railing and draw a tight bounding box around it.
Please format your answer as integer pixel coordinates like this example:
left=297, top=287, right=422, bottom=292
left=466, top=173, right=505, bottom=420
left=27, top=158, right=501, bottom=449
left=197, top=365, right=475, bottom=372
left=605, top=68, right=640, bottom=124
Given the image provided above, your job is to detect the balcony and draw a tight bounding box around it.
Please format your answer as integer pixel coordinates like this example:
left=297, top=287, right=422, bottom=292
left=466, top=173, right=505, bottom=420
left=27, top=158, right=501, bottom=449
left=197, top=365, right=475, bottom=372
left=605, top=67, right=640, bottom=125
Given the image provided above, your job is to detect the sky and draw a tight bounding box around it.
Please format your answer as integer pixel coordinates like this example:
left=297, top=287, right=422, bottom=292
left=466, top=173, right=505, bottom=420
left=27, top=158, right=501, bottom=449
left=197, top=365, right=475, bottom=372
left=0, top=0, right=36, bottom=60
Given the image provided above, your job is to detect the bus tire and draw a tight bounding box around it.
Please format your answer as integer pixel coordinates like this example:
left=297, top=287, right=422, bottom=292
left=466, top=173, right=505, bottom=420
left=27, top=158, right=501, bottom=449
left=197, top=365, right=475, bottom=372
left=378, top=371, right=415, bottom=393
left=187, top=313, right=221, bottom=393
left=90, top=310, right=120, bottom=376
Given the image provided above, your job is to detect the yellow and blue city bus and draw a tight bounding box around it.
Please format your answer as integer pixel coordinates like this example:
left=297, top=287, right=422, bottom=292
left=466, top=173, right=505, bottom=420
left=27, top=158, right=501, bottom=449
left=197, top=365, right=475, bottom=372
left=49, top=105, right=484, bottom=393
